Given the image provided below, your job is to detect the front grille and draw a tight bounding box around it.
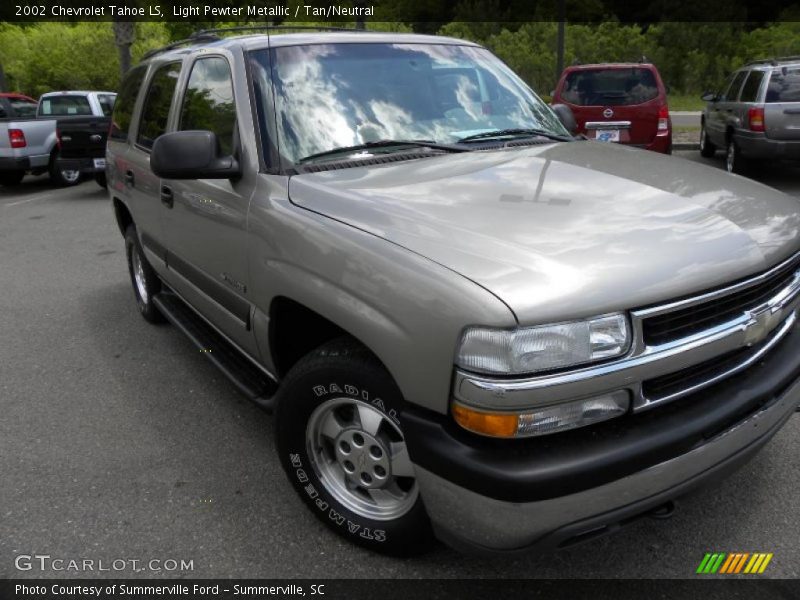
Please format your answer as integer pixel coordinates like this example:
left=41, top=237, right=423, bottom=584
left=642, top=346, right=754, bottom=401
left=642, top=254, right=800, bottom=346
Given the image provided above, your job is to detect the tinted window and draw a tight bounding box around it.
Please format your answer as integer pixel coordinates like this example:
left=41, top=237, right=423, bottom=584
left=179, top=57, right=237, bottom=155
left=97, top=94, right=116, bottom=117
left=9, top=98, right=38, bottom=118
left=739, top=70, right=765, bottom=103
left=723, top=71, right=747, bottom=101
left=39, top=95, right=92, bottom=116
left=561, top=68, right=659, bottom=106
left=137, top=62, right=182, bottom=150
left=766, top=67, right=800, bottom=103
left=110, top=66, right=146, bottom=141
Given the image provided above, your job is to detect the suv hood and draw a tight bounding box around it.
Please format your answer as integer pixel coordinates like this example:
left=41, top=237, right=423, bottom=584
left=288, top=143, right=800, bottom=324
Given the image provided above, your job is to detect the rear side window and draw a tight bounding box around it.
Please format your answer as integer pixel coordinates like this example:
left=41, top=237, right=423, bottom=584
left=110, top=66, right=146, bottom=141
left=722, top=71, right=747, bottom=101
left=766, top=67, right=800, bottom=103
left=179, top=57, right=237, bottom=155
left=136, top=62, right=182, bottom=150
left=9, top=98, right=38, bottom=118
left=39, top=95, right=92, bottom=116
left=561, top=68, right=659, bottom=106
left=739, top=71, right=765, bottom=103
left=97, top=94, right=116, bottom=117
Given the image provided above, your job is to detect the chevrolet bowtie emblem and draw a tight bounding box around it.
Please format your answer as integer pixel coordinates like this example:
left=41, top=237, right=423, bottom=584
left=743, top=306, right=773, bottom=347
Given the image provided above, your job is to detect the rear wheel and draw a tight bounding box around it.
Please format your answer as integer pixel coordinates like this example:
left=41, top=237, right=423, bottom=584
left=49, top=156, right=81, bottom=187
left=0, top=170, right=25, bottom=186
left=124, top=225, right=164, bottom=323
left=275, top=339, right=434, bottom=556
left=726, top=138, right=745, bottom=174
left=699, top=121, right=716, bottom=157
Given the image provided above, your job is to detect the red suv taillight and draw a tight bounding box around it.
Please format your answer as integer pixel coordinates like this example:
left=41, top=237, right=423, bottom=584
left=748, top=106, right=765, bottom=132
left=657, top=105, right=670, bottom=132
left=9, top=128, right=26, bottom=148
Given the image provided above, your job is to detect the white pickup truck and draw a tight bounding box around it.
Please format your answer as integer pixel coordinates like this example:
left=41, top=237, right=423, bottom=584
left=0, top=90, right=115, bottom=187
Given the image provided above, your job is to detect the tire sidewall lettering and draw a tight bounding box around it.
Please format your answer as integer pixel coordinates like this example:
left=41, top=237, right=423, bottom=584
left=311, top=381, right=400, bottom=426
left=288, top=451, right=387, bottom=543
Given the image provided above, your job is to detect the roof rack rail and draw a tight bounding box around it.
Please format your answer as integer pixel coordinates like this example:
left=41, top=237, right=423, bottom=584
left=194, top=25, right=370, bottom=37
left=141, top=33, right=221, bottom=60
left=745, top=55, right=800, bottom=67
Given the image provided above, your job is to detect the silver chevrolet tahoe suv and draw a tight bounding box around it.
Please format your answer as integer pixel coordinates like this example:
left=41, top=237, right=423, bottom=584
left=108, top=29, right=800, bottom=556
left=701, top=56, right=800, bottom=173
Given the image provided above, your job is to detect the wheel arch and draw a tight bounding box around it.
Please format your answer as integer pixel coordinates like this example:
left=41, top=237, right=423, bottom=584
left=268, top=295, right=384, bottom=379
left=113, top=197, right=133, bottom=237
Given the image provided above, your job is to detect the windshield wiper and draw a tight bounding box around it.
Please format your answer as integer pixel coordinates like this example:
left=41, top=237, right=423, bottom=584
left=297, top=139, right=468, bottom=164
left=456, top=128, right=572, bottom=143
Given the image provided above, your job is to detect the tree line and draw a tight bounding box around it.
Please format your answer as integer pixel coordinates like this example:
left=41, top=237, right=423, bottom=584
left=0, top=20, right=798, bottom=99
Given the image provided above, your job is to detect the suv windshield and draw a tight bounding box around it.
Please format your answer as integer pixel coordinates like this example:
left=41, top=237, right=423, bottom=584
left=561, top=68, right=659, bottom=106
left=766, top=67, right=800, bottom=103
left=250, top=43, right=567, bottom=164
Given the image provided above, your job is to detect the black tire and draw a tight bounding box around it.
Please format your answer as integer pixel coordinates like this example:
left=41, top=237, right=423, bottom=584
left=699, top=121, right=716, bottom=157
left=0, top=170, right=25, bottom=186
left=275, top=338, right=434, bottom=556
left=124, top=225, right=164, bottom=323
left=726, top=137, right=746, bottom=174
left=49, top=155, right=81, bottom=187
left=95, top=172, right=107, bottom=189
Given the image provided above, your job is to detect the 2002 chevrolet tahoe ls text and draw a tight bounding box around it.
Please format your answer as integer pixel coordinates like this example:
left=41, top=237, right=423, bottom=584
left=107, top=29, right=800, bottom=556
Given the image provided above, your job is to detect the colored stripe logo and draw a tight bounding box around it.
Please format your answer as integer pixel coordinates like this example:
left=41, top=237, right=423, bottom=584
left=696, top=552, right=773, bottom=574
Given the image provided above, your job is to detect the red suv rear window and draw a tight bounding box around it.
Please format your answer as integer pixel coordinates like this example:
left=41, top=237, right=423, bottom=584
left=561, top=68, right=660, bottom=106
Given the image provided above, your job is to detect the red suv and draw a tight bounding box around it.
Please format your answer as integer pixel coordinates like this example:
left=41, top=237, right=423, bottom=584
left=552, top=63, right=672, bottom=153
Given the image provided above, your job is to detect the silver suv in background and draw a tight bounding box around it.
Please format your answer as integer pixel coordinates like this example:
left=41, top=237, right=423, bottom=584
left=700, top=57, right=800, bottom=173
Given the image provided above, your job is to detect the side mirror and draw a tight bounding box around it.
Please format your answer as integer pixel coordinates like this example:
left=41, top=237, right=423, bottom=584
left=151, top=130, right=240, bottom=179
left=551, top=103, right=577, bottom=135
left=701, top=91, right=717, bottom=102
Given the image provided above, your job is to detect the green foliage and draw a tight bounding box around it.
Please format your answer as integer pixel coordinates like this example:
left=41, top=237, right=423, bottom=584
left=439, top=20, right=800, bottom=97
left=0, top=22, right=167, bottom=96
left=0, top=18, right=798, bottom=99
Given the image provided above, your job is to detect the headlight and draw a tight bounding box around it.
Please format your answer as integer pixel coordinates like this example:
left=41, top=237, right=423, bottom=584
left=455, top=313, right=630, bottom=375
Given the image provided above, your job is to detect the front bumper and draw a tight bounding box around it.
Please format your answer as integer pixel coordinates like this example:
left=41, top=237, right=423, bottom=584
left=405, top=323, right=800, bottom=554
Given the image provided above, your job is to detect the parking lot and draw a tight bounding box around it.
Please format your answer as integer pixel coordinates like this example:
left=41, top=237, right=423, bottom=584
left=1, top=150, right=799, bottom=579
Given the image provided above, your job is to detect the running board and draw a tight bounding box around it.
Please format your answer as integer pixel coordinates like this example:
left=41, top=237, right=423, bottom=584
left=153, top=292, right=277, bottom=412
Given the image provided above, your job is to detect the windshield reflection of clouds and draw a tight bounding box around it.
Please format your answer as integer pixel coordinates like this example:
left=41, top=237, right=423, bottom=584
left=266, top=43, right=565, bottom=163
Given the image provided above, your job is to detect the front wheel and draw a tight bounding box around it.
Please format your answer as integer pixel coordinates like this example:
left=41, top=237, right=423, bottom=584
left=275, top=339, right=434, bottom=556
left=95, top=172, right=107, bottom=189
left=699, top=122, right=716, bottom=157
left=124, top=225, right=164, bottom=323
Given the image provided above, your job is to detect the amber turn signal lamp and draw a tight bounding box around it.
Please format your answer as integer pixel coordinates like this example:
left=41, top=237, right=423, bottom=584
left=452, top=403, right=518, bottom=438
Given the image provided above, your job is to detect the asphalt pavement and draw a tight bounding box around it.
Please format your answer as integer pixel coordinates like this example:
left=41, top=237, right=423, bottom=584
left=1, top=151, right=799, bottom=579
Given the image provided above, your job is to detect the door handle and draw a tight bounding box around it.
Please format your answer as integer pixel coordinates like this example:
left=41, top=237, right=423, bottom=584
left=160, top=185, right=174, bottom=209
left=124, top=170, right=135, bottom=186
